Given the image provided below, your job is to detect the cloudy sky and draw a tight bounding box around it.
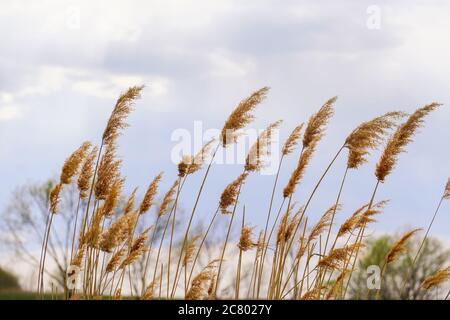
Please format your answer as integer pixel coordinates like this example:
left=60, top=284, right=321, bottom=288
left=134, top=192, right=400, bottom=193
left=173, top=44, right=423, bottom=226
left=0, top=0, right=449, bottom=248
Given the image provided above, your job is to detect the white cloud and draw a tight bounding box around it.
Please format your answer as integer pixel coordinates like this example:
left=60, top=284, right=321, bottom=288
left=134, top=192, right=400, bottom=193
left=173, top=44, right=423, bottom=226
left=0, top=104, right=20, bottom=121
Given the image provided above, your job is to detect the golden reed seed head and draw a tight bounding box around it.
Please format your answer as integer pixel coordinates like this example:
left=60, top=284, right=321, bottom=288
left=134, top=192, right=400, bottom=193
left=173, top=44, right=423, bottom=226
left=124, top=188, right=138, bottom=215
left=345, top=111, right=406, bottom=169
left=337, top=203, right=369, bottom=238
left=119, top=227, right=150, bottom=269
left=421, top=266, right=450, bottom=290
left=139, top=172, right=163, bottom=214
left=376, top=103, right=441, bottom=182
left=282, top=123, right=304, bottom=156
left=102, top=178, right=124, bottom=218
left=106, top=248, right=126, bottom=273
left=77, top=146, right=98, bottom=199
left=245, top=120, right=282, bottom=172
left=178, top=139, right=215, bottom=177
left=60, top=141, right=92, bottom=185
left=220, top=87, right=269, bottom=147
left=207, top=273, right=217, bottom=300
left=283, top=140, right=317, bottom=198
left=302, top=96, right=337, bottom=149
left=158, top=179, right=179, bottom=217
left=98, top=214, right=131, bottom=252
left=102, top=85, right=144, bottom=146
left=142, top=279, right=159, bottom=300
left=49, top=183, right=63, bottom=214
left=355, top=199, right=389, bottom=228
left=184, top=235, right=201, bottom=267
left=186, top=260, right=218, bottom=300
left=326, top=269, right=349, bottom=300
left=318, top=243, right=362, bottom=270
left=300, top=286, right=327, bottom=300
left=444, top=178, right=450, bottom=200
left=307, top=204, right=341, bottom=244
left=238, top=226, right=256, bottom=251
left=219, top=172, right=248, bottom=214
left=386, top=228, right=421, bottom=264
left=71, top=245, right=86, bottom=268
left=95, top=143, right=122, bottom=200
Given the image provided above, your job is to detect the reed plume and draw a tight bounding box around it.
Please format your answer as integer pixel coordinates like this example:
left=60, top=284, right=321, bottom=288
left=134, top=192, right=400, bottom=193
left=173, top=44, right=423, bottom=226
left=282, top=123, right=304, bottom=156
left=49, top=183, right=63, bottom=214
left=345, top=112, right=405, bottom=169
left=444, top=178, right=450, bottom=200
left=376, top=103, right=441, bottom=182
left=103, top=178, right=124, bottom=218
left=60, top=141, right=92, bottom=185
left=158, top=179, right=179, bottom=216
left=245, top=120, right=282, bottom=172
left=95, top=143, right=122, bottom=200
left=318, top=244, right=362, bottom=270
left=326, top=270, right=348, bottom=300
left=283, top=142, right=316, bottom=198
left=77, top=146, right=98, bottom=199
left=139, top=173, right=163, bottom=214
left=178, top=139, right=216, bottom=177
left=219, top=172, right=248, bottom=214
left=184, top=235, right=201, bottom=267
left=302, top=97, right=336, bottom=149
left=186, top=260, right=218, bottom=300
left=106, top=248, right=125, bottom=273
left=238, top=226, right=256, bottom=251
left=308, top=204, right=341, bottom=244
left=142, top=278, right=159, bottom=300
left=221, top=87, right=269, bottom=146
left=386, top=229, right=421, bottom=264
left=337, top=204, right=369, bottom=238
left=98, top=214, right=131, bottom=252
left=421, top=266, right=450, bottom=290
left=103, top=85, right=144, bottom=145
left=119, top=228, right=150, bottom=269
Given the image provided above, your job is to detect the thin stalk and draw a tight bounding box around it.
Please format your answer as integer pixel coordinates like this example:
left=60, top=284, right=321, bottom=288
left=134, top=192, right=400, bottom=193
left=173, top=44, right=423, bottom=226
left=235, top=207, right=246, bottom=299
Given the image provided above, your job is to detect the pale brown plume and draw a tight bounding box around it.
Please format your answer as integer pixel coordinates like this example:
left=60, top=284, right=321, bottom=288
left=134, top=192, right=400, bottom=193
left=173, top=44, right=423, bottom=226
left=376, top=103, right=441, bottom=182
left=386, top=229, right=421, bottom=264
left=95, top=143, right=122, bottom=200
left=103, top=85, right=144, bottom=145
left=219, top=172, right=248, bottom=214
left=282, top=123, right=304, bottom=156
left=139, top=172, right=163, bottom=214
left=443, top=178, right=450, bottom=200
left=158, top=179, right=179, bottom=217
left=77, top=146, right=98, bottom=199
left=345, top=112, right=406, bottom=169
left=238, top=226, right=256, bottom=251
left=60, top=141, right=92, bottom=185
left=49, top=183, right=63, bottom=214
left=245, top=120, right=282, bottom=172
left=302, top=96, right=337, bottom=149
left=221, top=87, right=269, bottom=147
left=421, top=266, right=450, bottom=290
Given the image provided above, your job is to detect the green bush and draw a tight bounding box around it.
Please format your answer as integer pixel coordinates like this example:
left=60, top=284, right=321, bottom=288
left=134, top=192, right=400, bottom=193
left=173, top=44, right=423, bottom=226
left=0, top=267, right=21, bottom=291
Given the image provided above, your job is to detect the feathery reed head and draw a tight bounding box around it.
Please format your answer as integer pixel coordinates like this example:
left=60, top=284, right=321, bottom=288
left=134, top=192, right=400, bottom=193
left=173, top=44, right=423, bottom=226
left=158, top=179, right=179, bottom=216
left=421, top=266, right=450, bottom=290
left=221, top=87, right=269, bottom=147
left=95, top=143, right=122, bottom=200
left=103, top=85, right=144, bottom=145
left=60, top=141, right=91, bottom=185
left=302, top=97, right=337, bottom=149
left=326, top=269, right=349, bottom=300
left=245, top=120, right=282, bottom=172
left=219, top=172, right=248, bottom=214
left=71, top=245, right=86, bottom=268
left=99, top=214, right=131, bottom=252
left=282, top=123, right=304, bottom=156
left=355, top=200, right=389, bottom=228
left=124, top=188, right=138, bottom=215
left=307, top=204, right=341, bottom=244
left=282, top=140, right=317, bottom=198
left=375, top=103, right=441, bottom=182
left=106, top=248, right=126, bottom=273
left=77, top=146, right=98, bottom=199
left=102, top=178, right=124, bottom=218
left=318, top=243, right=362, bottom=270
left=184, top=235, right=201, bottom=267
left=119, top=227, right=150, bottom=269
left=186, top=260, right=218, bottom=300
left=238, top=226, right=255, bottom=251
left=337, top=204, right=369, bottom=238
left=142, top=279, right=159, bottom=300
left=444, top=178, right=450, bottom=200
left=139, top=172, right=163, bottom=214
left=345, top=112, right=406, bottom=169
left=49, top=183, right=63, bottom=214
left=386, top=228, right=421, bottom=264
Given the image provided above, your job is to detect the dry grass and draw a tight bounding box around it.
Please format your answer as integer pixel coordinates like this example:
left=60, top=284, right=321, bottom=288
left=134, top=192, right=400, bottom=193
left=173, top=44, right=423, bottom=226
left=36, top=86, right=448, bottom=300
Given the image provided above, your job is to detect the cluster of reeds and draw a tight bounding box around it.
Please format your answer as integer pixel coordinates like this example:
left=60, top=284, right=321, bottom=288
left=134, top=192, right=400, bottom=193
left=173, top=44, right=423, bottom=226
left=37, top=86, right=449, bottom=300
